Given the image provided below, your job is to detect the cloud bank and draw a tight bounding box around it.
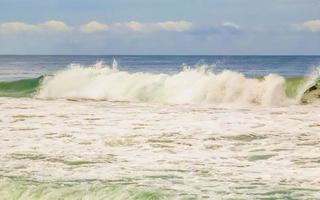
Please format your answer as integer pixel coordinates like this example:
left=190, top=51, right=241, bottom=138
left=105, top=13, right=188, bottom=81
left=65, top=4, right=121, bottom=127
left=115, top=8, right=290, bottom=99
left=80, top=21, right=109, bottom=33
left=301, top=19, right=320, bottom=32
left=1, top=18, right=318, bottom=55
left=222, top=22, right=240, bottom=30
left=0, top=22, right=38, bottom=33
left=41, top=20, right=71, bottom=32
left=294, top=19, right=320, bottom=32
left=0, top=20, right=70, bottom=33
left=157, top=21, right=192, bottom=32
left=0, top=20, right=193, bottom=34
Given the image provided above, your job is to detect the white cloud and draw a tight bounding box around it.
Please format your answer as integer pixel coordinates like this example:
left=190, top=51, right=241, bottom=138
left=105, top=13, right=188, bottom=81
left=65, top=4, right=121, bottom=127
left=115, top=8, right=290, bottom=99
left=0, top=22, right=38, bottom=33
left=0, top=20, right=71, bottom=33
left=41, top=20, right=71, bottom=32
left=157, top=21, right=192, bottom=32
left=301, top=19, right=320, bottom=32
left=222, top=22, right=240, bottom=30
left=0, top=20, right=193, bottom=34
left=124, top=20, right=193, bottom=32
left=126, top=21, right=146, bottom=32
left=80, top=21, right=109, bottom=33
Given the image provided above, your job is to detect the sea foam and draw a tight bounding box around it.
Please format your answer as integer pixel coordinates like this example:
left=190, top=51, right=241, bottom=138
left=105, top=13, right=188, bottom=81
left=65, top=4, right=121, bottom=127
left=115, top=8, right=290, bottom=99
left=36, top=61, right=299, bottom=106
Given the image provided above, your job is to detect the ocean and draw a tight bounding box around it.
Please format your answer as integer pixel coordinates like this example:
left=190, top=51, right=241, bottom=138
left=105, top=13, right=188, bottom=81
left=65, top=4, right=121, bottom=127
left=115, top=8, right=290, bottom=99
left=0, top=55, right=320, bottom=199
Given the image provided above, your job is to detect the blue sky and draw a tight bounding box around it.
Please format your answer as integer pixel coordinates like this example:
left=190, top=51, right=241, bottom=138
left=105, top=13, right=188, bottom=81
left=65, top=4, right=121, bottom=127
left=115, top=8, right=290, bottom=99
left=0, top=0, right=319, bottom=55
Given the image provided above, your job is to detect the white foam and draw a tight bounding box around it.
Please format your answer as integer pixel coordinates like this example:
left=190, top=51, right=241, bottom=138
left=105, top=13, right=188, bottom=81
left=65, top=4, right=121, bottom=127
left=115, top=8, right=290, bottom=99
left=0, top=97, right=319, bottom=199
left=36, top=61, right=294, bottom=106
left=296, top=66, right=320, bottom=100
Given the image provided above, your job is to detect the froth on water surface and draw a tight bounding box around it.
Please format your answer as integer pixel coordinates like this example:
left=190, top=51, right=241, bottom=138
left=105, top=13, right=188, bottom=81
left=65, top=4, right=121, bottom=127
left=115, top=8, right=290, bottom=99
left=0, top=97, right=320, bottom=199
left=1, top=56, right=320, bottom=199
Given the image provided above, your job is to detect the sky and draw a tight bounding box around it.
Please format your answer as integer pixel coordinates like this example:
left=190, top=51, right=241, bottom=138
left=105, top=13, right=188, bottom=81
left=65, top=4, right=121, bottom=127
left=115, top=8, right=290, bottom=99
left=0, top=0, right=319, bottom=55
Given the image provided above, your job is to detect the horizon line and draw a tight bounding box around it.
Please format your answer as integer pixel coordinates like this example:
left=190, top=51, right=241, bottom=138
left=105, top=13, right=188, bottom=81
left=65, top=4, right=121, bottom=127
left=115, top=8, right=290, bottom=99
left=0, top=54, right=320, bottom=56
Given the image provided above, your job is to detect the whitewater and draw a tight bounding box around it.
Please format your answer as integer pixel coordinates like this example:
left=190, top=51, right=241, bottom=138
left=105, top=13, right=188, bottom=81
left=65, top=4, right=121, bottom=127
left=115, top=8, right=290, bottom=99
left=0, top=56, right=320, bottom=199
left=1, top=61, right=320, bottom=105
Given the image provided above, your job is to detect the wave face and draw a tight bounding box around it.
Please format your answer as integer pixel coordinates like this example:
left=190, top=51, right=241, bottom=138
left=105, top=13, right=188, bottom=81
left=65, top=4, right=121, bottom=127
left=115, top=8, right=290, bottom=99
left=0, top=76, right=43, bottom=97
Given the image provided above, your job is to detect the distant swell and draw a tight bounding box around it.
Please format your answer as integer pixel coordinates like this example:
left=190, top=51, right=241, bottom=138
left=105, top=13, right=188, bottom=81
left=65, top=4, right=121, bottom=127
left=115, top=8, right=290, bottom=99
left=0, top=62, right=319, bottom=105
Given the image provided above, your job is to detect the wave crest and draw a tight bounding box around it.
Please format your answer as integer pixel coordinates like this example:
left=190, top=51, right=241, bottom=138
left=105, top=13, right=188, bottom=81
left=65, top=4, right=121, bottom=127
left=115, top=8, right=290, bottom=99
left=36, top=61, right=296, bottom=105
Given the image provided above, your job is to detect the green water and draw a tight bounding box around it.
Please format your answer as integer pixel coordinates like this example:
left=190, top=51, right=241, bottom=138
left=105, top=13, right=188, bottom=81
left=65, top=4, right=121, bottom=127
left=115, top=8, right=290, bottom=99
left=284, top=77, right=307, bottom=98
left=0, top=177, right=315, bottom=200
left=0, top=177, right=195, bottom=200
left=0, top=76, right=43, bottom=98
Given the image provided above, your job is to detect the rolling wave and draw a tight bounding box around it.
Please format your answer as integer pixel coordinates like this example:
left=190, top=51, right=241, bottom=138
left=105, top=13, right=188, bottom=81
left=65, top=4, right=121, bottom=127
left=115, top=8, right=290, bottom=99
left=0, top=62, right=319, bottom=105
left=0, top=76, right=43, bottom=97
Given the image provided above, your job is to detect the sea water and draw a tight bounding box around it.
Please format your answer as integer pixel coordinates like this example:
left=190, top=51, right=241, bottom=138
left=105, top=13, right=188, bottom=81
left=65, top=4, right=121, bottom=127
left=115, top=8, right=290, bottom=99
left=0, top=55, right=320, bottom=199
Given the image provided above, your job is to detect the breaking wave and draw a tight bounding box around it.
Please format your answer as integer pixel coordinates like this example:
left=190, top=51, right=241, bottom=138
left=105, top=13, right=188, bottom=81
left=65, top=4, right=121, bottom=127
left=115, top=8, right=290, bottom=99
left=0, top=76, right=43, bottom=97
left=0, top=61, right=319, bottom=105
